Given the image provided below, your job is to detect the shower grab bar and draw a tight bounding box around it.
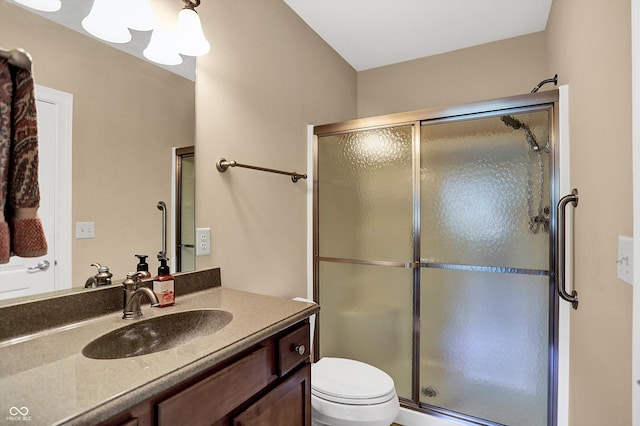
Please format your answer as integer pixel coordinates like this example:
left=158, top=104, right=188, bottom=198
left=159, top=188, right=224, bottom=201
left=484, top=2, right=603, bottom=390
left=157, top=201, right=167, bottom=259
left=216, top=157, right=307, bottom=183
left=556, top=189, right=579, bottom=309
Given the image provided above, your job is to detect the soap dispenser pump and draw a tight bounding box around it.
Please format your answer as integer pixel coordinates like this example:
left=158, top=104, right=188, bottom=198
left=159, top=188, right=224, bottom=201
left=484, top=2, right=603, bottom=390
left=153, top=257, right=175, bottom=307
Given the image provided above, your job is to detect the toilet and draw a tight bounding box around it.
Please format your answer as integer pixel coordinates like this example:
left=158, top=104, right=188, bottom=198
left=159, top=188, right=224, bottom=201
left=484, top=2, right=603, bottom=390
left=294, top=298, right=400, bottom=426
left=312, top=357, right=400, bottom=426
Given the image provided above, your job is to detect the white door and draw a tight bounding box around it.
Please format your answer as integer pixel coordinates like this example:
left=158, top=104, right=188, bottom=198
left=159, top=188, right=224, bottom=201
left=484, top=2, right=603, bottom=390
left=0, top=86, right=72, bottom=300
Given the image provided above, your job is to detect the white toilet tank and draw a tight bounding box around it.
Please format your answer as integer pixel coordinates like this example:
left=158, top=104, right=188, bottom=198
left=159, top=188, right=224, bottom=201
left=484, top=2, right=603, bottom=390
left=338, top=304, right=400, bottom=363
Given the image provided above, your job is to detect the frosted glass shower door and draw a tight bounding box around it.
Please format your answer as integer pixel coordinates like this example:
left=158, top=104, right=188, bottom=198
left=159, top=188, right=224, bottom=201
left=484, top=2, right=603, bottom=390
left=419, top=110, right=552, bottom=425
left=316, top=125, right=415, bottom=399
left=317, top=126, right=414, bottom=262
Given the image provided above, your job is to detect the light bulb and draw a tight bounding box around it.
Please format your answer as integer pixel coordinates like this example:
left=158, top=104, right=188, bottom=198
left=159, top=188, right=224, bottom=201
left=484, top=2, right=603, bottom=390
left=143, top=27, right=183, bottom=66
left=82, top=0, right=131, bottom=43
left=176, top=8, right=210, bottom=57
left=126, top=0, right=157, bottom=31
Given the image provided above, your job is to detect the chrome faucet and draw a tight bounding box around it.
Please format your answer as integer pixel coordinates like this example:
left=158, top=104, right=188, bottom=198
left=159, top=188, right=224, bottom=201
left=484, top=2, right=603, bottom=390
left=122, top=271, right=160, bottom=320
left=85, top=263, right=113, bottom=288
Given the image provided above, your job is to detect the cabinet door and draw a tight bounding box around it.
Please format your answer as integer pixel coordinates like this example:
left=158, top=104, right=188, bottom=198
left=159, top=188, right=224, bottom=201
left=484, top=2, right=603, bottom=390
left=278, top=322, right=310, bottom=376
left=158, top=347, right=270, bottom=426
left=233, top=363, right=311, bottom=426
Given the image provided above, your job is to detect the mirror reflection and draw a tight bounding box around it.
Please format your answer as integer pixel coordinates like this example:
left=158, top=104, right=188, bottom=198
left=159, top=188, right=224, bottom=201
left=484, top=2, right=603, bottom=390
left=0, top=1, right=196, bottom=301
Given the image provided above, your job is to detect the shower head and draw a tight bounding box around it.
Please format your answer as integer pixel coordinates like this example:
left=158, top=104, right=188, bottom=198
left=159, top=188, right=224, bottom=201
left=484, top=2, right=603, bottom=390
left=500, top=115, right=523, bottom=130
left=500, top=115, right=541, bottom=152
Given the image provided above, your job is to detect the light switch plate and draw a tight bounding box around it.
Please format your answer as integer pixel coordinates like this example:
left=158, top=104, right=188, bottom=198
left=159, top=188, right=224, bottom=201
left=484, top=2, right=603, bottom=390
left=617, top=236, right=633, bottom=286
left=196, top=228, right=211, bottom=256
left=76, top=221, right=95, bottom=239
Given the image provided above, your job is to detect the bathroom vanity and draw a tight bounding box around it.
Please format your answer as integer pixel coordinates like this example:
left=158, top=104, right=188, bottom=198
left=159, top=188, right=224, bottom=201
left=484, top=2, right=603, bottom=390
left=0, top=269, right=318, bottom=425
left=103, top=321, right=311, bottom=426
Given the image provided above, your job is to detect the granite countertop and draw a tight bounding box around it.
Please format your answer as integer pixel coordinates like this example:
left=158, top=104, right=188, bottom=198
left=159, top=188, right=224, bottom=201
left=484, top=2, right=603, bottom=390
left=0, top=287, right=318, bottom=426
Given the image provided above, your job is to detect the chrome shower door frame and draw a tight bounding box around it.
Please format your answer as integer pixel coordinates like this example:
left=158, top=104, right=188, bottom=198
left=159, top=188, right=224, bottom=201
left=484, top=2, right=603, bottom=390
left=313, top=89, right=561, bottom=426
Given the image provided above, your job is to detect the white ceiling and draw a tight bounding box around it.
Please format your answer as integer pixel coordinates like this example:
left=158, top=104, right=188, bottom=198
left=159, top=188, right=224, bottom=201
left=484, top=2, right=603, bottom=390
left=11, top=0, right=553, bottom=79
left=283, top=0, right=553, bottom=71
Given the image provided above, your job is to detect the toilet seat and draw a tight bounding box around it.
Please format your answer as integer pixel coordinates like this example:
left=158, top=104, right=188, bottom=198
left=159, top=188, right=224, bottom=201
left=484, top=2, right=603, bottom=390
left=312, top=357, right=397, bottom=406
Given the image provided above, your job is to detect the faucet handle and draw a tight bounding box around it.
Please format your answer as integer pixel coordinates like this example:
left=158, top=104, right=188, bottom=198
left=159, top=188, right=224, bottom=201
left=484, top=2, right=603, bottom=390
left=127, top=271, right=147, bottom=279
left=123, top=271, right=146, bottom=290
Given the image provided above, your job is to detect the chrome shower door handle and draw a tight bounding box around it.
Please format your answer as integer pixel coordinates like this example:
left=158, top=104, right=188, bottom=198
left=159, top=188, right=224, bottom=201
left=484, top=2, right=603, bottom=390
left=27, top=260, right=50, bottom=272
left=556, top=188, right=579, bottom=309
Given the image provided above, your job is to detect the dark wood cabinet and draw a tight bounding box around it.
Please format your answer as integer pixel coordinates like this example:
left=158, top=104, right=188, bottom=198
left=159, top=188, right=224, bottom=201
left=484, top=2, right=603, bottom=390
left=157, top=346, right=271, bottom=426
left=103, top=320, right=311, bottom=426
left=233, top=364, right=311, bottom=426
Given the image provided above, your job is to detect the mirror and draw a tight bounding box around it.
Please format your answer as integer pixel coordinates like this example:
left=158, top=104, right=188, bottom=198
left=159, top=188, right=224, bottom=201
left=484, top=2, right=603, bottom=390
left=0, top=1, right=196, bottom=300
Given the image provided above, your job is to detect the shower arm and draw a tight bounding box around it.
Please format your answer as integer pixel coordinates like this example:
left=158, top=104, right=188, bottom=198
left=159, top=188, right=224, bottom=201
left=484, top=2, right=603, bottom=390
left=531, top=74, right=558, bottom=93
left=556, top=189, right=579, bottom=309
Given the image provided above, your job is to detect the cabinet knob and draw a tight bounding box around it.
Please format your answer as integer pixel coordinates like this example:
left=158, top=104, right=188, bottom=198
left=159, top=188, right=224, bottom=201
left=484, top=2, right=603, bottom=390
left=293, top=345, right=306, bottom=355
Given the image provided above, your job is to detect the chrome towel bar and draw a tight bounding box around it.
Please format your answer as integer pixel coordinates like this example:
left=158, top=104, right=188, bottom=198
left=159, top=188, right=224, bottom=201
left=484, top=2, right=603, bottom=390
left=216, top=157, right=307, bottom=183
left=556, top=188, right=579, bottom=309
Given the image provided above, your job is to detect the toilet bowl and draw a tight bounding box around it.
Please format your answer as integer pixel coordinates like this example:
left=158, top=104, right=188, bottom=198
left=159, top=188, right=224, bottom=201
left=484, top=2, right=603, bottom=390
left=312, top=357, right=399, bottom=426
left=293, top=298, right=400, bottom=426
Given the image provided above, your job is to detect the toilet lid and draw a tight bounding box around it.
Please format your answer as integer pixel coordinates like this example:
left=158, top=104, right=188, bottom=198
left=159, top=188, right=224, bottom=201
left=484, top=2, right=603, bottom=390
left=312, top=357, right=396, bottom=405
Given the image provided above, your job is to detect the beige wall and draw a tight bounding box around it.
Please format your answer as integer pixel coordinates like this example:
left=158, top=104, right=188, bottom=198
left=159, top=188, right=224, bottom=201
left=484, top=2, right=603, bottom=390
left=194, top=0, right=357, bottom=298
left=0, top=3, right=195, bottom=286
left=546, top=0, right=632, bottom=424
left=357, top=32, right=549, bottom=117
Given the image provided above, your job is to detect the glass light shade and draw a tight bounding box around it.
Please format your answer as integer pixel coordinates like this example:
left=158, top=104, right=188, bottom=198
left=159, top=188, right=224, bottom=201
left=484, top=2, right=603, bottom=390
left=11, top=0, right=61, bottom=12
left=126, top=0, right=157, bottom=31
left=143, top=27, right=183, bottom=66
left=81, top=0, right=131, bottom=44
left=176, top=8, right=211, bottom=56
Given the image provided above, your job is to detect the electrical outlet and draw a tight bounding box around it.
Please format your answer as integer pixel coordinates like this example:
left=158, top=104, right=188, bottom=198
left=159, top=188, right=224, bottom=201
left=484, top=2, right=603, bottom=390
left=617, top=236, right=633, bottom=286
left=196, top=228, right=211, bottom=256
left=76, top=221, right=95, bottom=239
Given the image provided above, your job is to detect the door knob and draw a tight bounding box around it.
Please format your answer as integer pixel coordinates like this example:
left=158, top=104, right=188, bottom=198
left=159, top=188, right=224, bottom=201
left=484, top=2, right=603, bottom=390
left=27, top=260, right=50, bottom=272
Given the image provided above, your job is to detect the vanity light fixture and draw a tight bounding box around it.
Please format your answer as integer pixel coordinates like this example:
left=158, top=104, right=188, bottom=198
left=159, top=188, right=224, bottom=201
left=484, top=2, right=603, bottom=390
left=12, top=0, right=209, bottom=66
left=127, top=0, right=157, bottom=32
left=143, top=26, right=183, bottom=66
left=82, top=0, right=157, bottom=44
left=82, top=0, right=132, bottom=44
left=11, top=0, right=61, bottom=12
left=175, top=0, right=211, bottom=56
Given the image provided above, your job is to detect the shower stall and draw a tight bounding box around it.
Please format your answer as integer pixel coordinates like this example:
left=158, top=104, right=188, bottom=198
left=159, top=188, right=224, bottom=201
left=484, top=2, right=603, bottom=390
left=313, top=90, right=568, bottom=426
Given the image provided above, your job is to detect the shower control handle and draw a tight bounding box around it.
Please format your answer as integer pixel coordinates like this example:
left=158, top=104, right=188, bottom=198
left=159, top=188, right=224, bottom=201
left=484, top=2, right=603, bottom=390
left=293, top=344, right=306, bottom=355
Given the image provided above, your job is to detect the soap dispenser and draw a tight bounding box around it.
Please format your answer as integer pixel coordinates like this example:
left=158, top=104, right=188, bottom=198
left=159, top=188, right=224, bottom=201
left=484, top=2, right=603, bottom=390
left=135, top=254, right=151, bottom=279
left=153, top=257, right=175, bottom=307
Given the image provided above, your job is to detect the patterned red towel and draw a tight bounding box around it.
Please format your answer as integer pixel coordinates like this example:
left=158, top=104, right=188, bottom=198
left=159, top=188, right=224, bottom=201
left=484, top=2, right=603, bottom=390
left=0, top=57, right=47, bottom=263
